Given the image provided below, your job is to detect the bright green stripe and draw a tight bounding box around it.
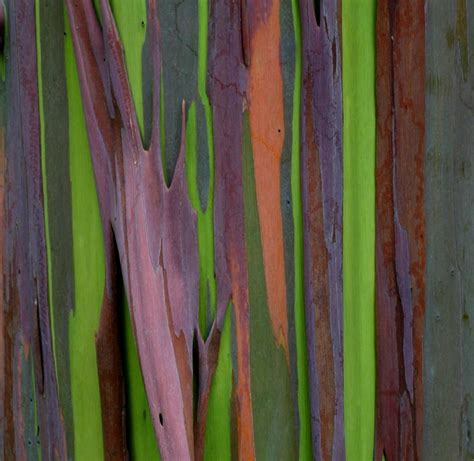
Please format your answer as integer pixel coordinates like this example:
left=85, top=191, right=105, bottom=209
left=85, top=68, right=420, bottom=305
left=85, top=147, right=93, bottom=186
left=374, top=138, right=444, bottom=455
left=110, top=0, right=146, bottom=127
left=65, top=14, right=105, bottom=460
left=184, top=103, right=198, bottom=205
left=194, top=0, right=217, bottom=330
left=342, top=2, right=376, bottom=460
left=35, top=0, right=58, bottom=381
left=290, top=1, right=312, bottom=459
left=110, top=0, right=145, bottom=138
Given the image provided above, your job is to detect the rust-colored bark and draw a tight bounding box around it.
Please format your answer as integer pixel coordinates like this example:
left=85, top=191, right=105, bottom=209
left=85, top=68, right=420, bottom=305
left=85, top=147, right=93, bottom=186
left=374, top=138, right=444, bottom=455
left=247, top=0, right=289, bottom=360
left=375, top=0, right=425, bottom=459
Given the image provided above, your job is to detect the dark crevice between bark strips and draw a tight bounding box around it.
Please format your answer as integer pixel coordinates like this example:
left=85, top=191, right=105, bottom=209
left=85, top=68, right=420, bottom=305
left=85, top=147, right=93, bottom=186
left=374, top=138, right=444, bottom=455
left=313, top=0, right=321, bottom=27
left=66, top=0, right=254, bottom=459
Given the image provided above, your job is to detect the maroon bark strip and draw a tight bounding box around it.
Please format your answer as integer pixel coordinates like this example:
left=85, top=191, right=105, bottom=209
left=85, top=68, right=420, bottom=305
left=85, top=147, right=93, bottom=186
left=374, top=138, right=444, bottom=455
left=207, top=1, right=256, bottom=458
left=375, top=1, right=426, bottom=459
left=95, top=231, right=127, bottom=460
left=299, top=0, right=344, bottom=459
left=3, top=0, right=67, bottom=458
left=65, top=1, right=235, bottom=459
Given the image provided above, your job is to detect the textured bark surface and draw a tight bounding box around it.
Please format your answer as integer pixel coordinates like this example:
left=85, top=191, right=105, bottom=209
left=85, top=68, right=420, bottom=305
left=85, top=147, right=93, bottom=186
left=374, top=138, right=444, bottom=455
left=375, top=0, right=425, bottom=459
left=299, top=1, right=344, bottom=459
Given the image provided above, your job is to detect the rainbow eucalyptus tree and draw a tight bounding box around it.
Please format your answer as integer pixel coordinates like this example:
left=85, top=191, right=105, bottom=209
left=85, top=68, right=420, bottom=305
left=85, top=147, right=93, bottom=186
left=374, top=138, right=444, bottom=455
left=5, top=0, right=474, bottom=461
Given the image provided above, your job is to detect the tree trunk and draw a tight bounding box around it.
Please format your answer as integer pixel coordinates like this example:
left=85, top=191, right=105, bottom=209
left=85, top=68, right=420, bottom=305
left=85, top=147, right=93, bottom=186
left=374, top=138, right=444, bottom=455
left=3, top=1, right=473, bottom=461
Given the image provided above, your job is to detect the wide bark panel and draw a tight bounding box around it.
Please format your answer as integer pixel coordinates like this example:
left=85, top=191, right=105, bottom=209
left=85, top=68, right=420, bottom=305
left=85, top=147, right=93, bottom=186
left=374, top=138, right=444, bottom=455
left=424, top=1, right=474, bottom=459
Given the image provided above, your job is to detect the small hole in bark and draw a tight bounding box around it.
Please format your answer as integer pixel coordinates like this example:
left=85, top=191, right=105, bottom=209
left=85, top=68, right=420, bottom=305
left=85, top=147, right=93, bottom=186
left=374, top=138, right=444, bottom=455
left=313, top=0, right=321, bottom=27
left=277, top=128, right=281, bottom=133
left=159, top=413, right=164, bottom=426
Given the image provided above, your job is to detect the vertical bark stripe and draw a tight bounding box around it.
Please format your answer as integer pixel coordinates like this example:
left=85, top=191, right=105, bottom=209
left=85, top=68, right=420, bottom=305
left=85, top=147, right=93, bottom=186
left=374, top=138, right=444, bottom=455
left=208, top=1, right=255, bottom=458
left=299, top=0, right=344, bottom=458
left=375, top=1, right=425, bottom=459
left=247, top=0, right=289, bottom=359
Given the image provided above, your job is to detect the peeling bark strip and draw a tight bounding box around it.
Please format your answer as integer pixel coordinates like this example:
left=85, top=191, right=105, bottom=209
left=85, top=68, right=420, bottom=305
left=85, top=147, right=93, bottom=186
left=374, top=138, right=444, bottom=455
left=66, top=1, right=196, bottom=458
left=299, top=0, right=344, bottom=459
left=375, top=0, right=425, bottom=459
left=3, top=0, right=67, bottom=459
